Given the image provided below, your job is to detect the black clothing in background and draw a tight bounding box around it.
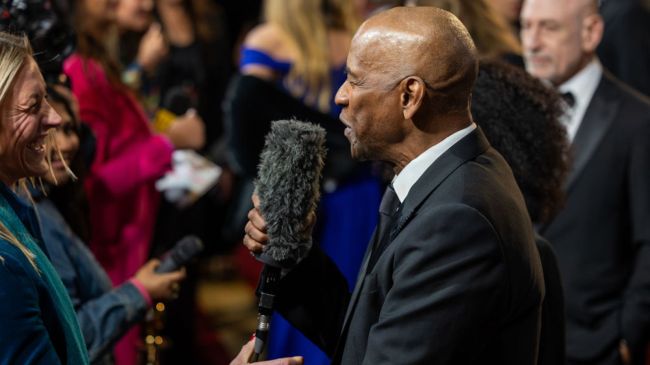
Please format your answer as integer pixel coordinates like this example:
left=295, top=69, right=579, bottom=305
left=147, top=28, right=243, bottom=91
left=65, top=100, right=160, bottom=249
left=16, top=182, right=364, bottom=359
left=598, top=0, right=650, bottom=96
left=224, top=74, right=360, bottom=181
left=540, top=71, right=650, bottom=365
left=536, top=235, right=567, bottom=365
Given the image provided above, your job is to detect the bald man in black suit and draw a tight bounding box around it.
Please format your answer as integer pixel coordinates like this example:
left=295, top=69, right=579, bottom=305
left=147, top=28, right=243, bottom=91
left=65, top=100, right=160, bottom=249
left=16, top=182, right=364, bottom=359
left=522, top=0, right=650, bottom=364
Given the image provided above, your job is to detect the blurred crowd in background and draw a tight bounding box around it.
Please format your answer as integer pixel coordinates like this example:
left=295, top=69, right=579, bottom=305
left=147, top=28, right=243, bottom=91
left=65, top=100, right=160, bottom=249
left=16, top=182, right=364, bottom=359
left=0, top=0, right=648, bottom=364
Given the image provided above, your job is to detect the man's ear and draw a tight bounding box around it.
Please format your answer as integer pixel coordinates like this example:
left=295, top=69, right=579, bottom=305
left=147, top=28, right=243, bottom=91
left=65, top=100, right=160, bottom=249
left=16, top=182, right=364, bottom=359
left=581, top=13, right=604, bottom=53
left=401, top=76, right=425, bottom=120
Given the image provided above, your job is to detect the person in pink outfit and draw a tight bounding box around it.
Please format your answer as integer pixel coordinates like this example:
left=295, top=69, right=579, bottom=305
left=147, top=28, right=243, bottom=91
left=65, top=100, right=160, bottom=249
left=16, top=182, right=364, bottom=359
left=64, top=0, right=205, bottom=364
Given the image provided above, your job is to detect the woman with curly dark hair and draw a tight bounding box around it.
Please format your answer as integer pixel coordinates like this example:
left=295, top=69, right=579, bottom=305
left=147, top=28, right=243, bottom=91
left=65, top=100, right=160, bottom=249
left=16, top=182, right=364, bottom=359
left=472, top=59, right=569, bottom=365
left=473, top=60, right=569, bottom=225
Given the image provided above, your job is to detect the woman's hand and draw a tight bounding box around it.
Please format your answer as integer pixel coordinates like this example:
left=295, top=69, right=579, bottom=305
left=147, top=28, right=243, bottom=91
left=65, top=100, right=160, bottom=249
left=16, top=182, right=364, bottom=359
left=243, top=193, right=316, bottom=255
left=133, top=259, right=186, bottom=301
left=137, top=22, right=169, bottom=74
left=164, top=108, right=205, bottom=150
left=243, top=193, right=269, bottom=254
left=230, top=339, right=303, bottom=365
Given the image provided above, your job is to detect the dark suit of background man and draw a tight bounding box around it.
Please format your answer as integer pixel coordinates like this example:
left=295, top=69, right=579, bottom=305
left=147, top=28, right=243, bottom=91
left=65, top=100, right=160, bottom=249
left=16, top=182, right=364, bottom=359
left=597, top=0, right=650, bottom=97
left=521, top=0, right=650, bottom=364
left=237, top=7, right=544, bottom=365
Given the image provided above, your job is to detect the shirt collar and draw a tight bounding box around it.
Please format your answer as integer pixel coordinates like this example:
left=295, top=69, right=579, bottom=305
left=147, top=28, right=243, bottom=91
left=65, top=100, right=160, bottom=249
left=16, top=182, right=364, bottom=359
left=392, top=123, right=476, bottom=202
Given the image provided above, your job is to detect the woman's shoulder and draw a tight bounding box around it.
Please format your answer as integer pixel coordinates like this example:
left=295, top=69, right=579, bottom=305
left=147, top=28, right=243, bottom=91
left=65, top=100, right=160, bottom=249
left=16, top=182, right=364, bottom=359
left=243, top=23, right=292, bottom=57
left=240, top=23, right=297, bottom=78
left=0, top=240, right=38, bottom=281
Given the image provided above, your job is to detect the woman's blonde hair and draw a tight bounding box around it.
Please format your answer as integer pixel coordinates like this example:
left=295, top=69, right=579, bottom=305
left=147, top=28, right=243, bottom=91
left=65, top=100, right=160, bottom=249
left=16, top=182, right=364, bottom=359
left=264, top=0, right=359, bottom=113
left=413, top=0, right=521, bottom=58
left=0, top=32, right=38, bottom=270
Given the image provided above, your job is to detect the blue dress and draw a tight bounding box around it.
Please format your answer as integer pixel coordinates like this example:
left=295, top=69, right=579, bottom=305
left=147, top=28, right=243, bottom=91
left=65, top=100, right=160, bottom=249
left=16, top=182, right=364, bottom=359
left=240, top=48, right=381, bottom=365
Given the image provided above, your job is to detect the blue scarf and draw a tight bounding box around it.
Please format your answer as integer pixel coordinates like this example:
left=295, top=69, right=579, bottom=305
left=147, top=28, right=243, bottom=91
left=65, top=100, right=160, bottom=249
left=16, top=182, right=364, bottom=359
left=0, top=183, right=89, bottom=364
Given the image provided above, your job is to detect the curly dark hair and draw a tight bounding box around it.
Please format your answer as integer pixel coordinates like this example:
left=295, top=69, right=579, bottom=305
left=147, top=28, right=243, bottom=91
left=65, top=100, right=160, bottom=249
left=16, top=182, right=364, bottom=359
left=472, top=59, right=569, bottom=224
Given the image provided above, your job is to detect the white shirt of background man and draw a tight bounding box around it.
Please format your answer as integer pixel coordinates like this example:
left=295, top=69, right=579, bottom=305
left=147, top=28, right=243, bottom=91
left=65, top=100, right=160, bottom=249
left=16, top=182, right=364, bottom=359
left=558, top=58, right=603, bottom=142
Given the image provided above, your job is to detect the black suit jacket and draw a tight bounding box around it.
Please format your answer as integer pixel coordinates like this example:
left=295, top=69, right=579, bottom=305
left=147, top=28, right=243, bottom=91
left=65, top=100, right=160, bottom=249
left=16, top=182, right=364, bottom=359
left=540, top=71, right=650, bottom=365
left=276, top=128, right=545, bottom=365
left=536, top=234, right=567, bottom=365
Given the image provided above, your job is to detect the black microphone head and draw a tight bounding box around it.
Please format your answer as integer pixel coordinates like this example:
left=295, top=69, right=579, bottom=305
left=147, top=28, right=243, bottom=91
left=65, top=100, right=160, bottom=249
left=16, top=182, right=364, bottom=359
left=156, top=235, right=204, bottom=273
left=255, top=119, right=327, bottom=268
left=162, top=85, right=196, bottom=115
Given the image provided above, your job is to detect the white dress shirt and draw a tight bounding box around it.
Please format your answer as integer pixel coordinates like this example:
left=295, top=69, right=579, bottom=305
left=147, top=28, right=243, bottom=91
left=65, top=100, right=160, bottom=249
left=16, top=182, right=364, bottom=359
left=392, top=123, right=476, bottom=202
left=558, top=59, right=603, bottom=141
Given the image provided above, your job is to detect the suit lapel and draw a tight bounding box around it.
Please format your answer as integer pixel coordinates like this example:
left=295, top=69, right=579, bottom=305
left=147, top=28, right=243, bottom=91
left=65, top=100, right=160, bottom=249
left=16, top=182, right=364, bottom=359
left=335, top=127, right=490, bottom=348
left=565, top=73, right=620, bottom=192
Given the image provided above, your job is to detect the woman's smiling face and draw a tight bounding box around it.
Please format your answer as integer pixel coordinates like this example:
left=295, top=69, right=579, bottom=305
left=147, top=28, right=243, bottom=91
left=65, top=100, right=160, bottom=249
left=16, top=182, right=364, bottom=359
left=0, top=57, right=61, bottom=185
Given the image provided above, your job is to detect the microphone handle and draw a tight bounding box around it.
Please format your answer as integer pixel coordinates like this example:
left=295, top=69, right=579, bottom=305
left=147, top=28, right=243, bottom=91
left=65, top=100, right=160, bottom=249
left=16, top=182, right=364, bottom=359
left=251, top=265, right=281, bottom=361
left=155, top=253, right=180, bottom=273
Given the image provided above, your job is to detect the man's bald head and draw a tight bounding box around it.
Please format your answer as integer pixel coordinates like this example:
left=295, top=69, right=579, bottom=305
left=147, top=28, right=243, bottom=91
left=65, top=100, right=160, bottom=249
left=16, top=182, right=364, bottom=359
left=335, top=7, right=479, bottom=170
left=354, top=7, right=478, bottom=113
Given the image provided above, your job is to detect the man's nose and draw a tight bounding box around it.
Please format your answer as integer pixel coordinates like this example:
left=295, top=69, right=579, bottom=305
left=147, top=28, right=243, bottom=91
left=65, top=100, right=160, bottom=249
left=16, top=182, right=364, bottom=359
left=335, top=82, right=349, bottom=107
left=522, top=26, right=542, bottom=52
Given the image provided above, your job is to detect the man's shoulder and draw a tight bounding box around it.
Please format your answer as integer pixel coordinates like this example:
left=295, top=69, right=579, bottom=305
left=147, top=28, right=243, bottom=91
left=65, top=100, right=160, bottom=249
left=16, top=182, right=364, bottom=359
left=590, top=72, right=650, bottom=139
left=422, top=146, right=525, bottom=218
left=598, top=71, right=650, bottom=111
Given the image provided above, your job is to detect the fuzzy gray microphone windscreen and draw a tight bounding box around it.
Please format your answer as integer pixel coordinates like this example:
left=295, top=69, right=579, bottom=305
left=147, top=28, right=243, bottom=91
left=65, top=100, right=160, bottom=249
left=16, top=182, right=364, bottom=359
left=255, top=119, right=327, bottom=268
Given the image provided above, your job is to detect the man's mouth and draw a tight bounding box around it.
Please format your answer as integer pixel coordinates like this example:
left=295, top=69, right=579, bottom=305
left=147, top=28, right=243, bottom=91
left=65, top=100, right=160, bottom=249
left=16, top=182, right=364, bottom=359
left=526, top=54, right=550, bottom=66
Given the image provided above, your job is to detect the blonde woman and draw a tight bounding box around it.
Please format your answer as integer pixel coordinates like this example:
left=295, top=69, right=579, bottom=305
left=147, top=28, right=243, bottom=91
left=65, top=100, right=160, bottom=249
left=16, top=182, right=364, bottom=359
left=240, top=0, right=358, bottom=115
left=407, top=0, right=523, bottom=64
left=226, top=1, right=383, bottom=364
left=0, top=32, right=88, bottom=364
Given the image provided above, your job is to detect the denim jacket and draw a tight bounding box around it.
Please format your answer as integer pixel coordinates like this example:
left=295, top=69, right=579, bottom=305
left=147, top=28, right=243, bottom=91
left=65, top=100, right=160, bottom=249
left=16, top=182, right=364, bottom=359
left=34, top=194, right=148, bottom=364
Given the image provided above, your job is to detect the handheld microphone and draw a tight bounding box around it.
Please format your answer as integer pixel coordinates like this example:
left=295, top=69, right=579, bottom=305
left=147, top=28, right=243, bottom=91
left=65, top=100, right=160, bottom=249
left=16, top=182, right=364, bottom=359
left=250, top=119, right=327, bottom=361
left=152, top=85, right=196, bottom=132
left=155, top=235, right=204, bottom=273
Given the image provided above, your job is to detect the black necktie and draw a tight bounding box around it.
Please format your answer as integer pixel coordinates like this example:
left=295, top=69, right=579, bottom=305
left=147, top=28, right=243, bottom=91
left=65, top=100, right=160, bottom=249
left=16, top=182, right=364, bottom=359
left=367, top=185, right=401, bottom=272
left=561, top=91, right=575, bottom=108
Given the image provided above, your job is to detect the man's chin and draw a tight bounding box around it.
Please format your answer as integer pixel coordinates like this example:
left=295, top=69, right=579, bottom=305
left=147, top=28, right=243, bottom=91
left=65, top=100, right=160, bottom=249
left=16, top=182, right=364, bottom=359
left=350, top=148, right=369, bottom=162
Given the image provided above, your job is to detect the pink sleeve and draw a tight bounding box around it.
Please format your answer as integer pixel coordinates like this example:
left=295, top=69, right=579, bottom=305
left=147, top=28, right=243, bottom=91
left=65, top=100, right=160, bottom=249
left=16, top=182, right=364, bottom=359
left=92, top=135, right=173, bottom=196
left=129, top=278, right=153, bottom=307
